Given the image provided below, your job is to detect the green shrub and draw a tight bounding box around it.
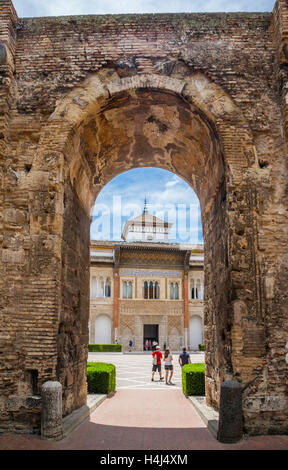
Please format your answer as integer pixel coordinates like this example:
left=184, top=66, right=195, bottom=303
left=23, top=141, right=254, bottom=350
left=87, top=362, right=116, bottom=394
left=88, top=344, right=122, bottom=353
left=182, top=363, right=205, bottom=396
left=198, top=344, right=205, bottom=351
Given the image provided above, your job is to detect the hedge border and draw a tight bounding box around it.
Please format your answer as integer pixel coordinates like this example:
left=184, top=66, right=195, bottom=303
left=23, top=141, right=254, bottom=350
left=87, top=362, right=116, bottom=394
left=182, top=363, right=205, bottom=396
left=88, top=344, right=122, bottom=352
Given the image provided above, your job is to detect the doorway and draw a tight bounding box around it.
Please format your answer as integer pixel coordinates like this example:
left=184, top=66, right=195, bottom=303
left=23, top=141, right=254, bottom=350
left=143, top=324, right=159, bottom=350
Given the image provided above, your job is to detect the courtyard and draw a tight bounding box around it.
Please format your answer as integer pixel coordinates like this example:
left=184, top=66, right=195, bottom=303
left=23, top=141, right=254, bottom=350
left=88, top=352, right=205, bottom=390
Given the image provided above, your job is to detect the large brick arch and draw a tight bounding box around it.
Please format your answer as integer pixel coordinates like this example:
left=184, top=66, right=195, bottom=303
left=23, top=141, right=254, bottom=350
left=1, top=0, right=288, bottom=437
left=27, top=71, right=262, bottom=424
left=38, top=72, right=254, bottom=213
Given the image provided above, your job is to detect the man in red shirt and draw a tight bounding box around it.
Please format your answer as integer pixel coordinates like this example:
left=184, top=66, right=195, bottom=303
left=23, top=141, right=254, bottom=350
left=151, top=346, right=164, bottom=382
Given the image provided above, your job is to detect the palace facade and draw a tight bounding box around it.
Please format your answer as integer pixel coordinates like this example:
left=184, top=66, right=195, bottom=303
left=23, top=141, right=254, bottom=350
left=89, top=208, right=204, bottom=351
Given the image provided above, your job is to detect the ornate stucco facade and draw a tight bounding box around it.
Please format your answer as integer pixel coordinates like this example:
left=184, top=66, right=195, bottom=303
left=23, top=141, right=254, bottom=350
left=90, top=237, right=204, bottom=352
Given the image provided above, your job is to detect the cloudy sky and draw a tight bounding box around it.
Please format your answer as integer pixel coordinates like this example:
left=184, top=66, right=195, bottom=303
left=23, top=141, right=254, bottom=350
left=14, top=0, right=274, bottom=17
left=91, top=168, right=203, bottom=244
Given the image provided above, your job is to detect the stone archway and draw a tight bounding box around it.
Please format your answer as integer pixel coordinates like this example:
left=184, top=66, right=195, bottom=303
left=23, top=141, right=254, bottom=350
left=2, top=1, right=288, bottom=437
left=26, top=71, right=262, bottom=423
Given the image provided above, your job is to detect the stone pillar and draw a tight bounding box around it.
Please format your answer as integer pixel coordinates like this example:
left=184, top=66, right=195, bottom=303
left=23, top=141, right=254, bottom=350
left=183, top=275, right=189, bottom=348
left=41, top=381, right=63, bottom=440
left=113, top=271, right=119, bottom=342
left=217, top=380, right=243, bottom=443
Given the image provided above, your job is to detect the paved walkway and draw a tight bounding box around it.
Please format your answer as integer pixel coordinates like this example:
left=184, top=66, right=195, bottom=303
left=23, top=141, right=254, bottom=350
left=1, top=389, right=288, bottom=450
left=88, top=352, right=204, bottom=390
left=1, top=354, right=288, bottom=450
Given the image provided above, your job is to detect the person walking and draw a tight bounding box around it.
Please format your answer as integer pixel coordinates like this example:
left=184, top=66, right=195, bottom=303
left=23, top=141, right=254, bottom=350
left=129, top=339, right=132, bottom=352
left=152, top=340, right=158, bottom=351
left=151, top=346, right=164, bottom=382
left=145, top=339, right=149, bottom=351
left=178, top=347, right=191, bottom=367
left=164, top=348, right=174, bottom=385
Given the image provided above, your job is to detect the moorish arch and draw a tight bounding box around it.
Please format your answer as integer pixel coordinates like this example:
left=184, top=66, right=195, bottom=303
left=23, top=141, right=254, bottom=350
left=121, top=326, right=134, bottom=350
left=189, top=315, right=203, bottom=351
left=94, top=315, right=112, bottom=345
left=26, top=70, right=262, bottom=422
left=169, top=326, right=181, bottom=351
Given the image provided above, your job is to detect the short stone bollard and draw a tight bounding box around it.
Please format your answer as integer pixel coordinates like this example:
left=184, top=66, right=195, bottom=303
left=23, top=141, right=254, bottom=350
left=217, top=380, right=243, bottom=443
left=41, top=381, right=63, bottom=440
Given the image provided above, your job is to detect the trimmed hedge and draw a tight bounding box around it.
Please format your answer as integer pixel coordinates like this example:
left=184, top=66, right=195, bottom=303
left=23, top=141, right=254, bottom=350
left=182, top=363, right=205, bottom=396
left=88, top=344, right=122, bottom=352
left=198, top=344, right=205, bottom=351
left=87, top=362, right=116, bottom=394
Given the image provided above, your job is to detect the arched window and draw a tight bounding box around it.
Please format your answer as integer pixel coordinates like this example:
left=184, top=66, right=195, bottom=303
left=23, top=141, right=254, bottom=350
left=127, top=281, right=132, bottom=299
left=170, top=282, right=174, bottom=300
left=105, top=278, right=111, bottom=298
left=149, top=281, right=154, bottom=299
left=155, top=281, right=160, bottom=299
left=123, top=281, right=127, bottom=298
left=143, top=281, right=148, bottom=299
left=191, top=279, right=195, bottom=299
left=174, top=282, right=179, bottom=300
left=144, top=280, right=160, bottom=299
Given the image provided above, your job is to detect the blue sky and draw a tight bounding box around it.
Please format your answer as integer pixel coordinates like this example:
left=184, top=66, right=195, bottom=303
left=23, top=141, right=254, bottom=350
left=91, top=168, right=203, bottom=244
left=14, top=0, right=274, bottom=17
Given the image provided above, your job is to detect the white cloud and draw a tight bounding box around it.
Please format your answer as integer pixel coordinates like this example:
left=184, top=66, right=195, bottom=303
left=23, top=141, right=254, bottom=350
left=91, top=168, right=203, bottom=243
left=13, top=0, right=274, bottom=17
left=165, top=175, right=181, bottom=188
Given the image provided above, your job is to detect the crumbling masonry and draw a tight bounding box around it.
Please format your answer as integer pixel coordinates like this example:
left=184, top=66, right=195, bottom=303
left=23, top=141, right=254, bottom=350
left=0, top=0, right=288, bottom=435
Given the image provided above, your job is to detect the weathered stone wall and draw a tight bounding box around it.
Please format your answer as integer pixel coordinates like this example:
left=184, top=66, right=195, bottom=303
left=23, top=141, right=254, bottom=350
left=57, top=178, right=90, bottom=416
left=0, top=0, right=287, bottom=435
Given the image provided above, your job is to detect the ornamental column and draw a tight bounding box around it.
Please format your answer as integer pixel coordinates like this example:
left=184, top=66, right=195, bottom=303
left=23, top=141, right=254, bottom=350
left=184, top=275, right=189, bottom=348
left=113, top=271, right=119, bottom=342
left=183, top=250, right=191, bottom=348
left=113, top=246, right=120, bottom=343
